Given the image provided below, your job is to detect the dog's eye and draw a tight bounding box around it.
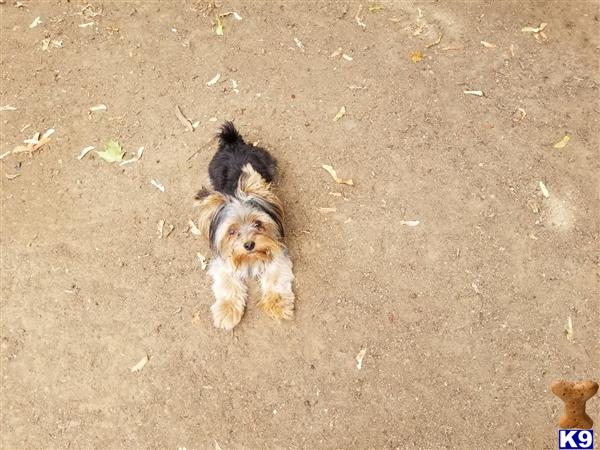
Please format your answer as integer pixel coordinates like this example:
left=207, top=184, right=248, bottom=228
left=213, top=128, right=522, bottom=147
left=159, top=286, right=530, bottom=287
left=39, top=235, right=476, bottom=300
left=252, top=220, right=262, bottom=229
left=228, top=227, right=238, bottom=236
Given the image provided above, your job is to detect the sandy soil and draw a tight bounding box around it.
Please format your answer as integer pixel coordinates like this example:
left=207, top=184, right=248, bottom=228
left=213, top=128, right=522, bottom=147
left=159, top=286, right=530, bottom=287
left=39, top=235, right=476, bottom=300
left=1, top=1, right=599, bottom=449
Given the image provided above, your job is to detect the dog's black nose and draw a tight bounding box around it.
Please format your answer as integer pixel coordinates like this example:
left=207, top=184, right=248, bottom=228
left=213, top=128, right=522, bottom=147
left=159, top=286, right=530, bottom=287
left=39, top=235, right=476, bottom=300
left=244, top=241, right=255, bottom=251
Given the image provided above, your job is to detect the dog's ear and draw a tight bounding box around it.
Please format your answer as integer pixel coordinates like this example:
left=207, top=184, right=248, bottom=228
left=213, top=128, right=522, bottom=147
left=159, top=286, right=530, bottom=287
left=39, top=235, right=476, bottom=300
left=196, top=188, right=227, bottom=238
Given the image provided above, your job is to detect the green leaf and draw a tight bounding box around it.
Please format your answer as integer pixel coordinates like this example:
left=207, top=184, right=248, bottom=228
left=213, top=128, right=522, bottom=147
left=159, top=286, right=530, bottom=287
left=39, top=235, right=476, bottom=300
left=96, top=140, right=124, bottom=162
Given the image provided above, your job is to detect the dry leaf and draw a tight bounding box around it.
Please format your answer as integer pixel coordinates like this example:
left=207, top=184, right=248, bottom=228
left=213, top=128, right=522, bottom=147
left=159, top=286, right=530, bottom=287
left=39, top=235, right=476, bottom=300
left=0, top=105, right=17, bottom=111
left=464, top=90, right=484, bottom=96
left=553, top=134, right=571, bottom=149
left=368, top=4, right=383, bottom=12
left=29, top=16, right=41, bottom=28
left=330, top=47, right=342, bottom=57
left=539, top=181, right=549, bottom=198
left=389, top=17, right=402, bottom=23
left=513, top=108, right=527, bottom=122
left=480, top=40, right=497, bottom=48
left=294, top=37, right=304, bottom=51
left=521, top=23, right=547, bottom=33
left=355, top=4, right=366, bottom=27
left=78, top=145, right=95, bottom=160
left=151, top=179, right=165, bottom=192
left=157, top=220, right=165, bottom=239
left=214, top=440, right=223, bottom=450
left=197, top=252, right=208, bottom=270
left=90, top=104, right=107, bottom=112
left=564, top=316, right=574, bottom=342
left=5, top=173, right=20, bottom=180
left=219, top=11, right=242, bottom=20
left=206, top=73, right=221, bottom=86
left=79, top=22, right=95, bottom=28
left=399, top=220, right=420, bottom=227
left=119, top=146, right=144, bottom=166
left=213, top=16, right=224, bottom=35
left=342, top=53, right=353, bottom=61
left=322, top=164, right=354, bottom=186
left=130, top=354, right=149, bottom=373
left=426, top=33, right=443, bottom=48
left=333, top=106, right=346, bottom=121
left=356, top=348, right=367, bottom=370
left=410, top=50, right=424, bottom=62
left=189, top=220, right=202, bottom=236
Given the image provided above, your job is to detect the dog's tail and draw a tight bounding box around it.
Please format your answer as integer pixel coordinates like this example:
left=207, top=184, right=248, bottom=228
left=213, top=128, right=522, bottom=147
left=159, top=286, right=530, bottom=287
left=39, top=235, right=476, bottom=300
left=218, top=121, right=244, bottom=146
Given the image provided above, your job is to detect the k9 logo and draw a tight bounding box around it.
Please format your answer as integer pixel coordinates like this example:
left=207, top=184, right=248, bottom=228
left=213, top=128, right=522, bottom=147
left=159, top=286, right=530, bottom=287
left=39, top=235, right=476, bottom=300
left=558, top=429, right=594, bottom=450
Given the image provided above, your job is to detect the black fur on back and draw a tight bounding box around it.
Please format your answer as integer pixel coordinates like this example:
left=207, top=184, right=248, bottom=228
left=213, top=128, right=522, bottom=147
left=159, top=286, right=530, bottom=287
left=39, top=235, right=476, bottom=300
left=208, top=122, right=277, bottom=196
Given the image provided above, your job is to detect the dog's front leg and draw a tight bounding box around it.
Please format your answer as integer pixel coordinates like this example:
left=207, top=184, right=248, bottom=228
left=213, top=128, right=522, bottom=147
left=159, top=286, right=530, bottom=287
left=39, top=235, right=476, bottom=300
left=258, top=252, right=295, bottom=320
left=208, top=258, right=247, bottom=330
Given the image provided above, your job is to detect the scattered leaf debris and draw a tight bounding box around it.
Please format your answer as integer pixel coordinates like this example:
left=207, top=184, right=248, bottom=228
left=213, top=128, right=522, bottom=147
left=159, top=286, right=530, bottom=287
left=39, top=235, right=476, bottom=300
left=151, top=179, right=165, bottom=192
left=333, top=106, right=346, bottom=121
left=426, top=33, right=443, bottom=48
left=410, top=50, right=424, bottom=62
left=175, top=105, right=194, bottom=131
left=120, top=146, right=144, bottom=166
left=219, top=11, right=242, bottom=21
left=157, top=220, right=165, bottom=239
left=330, top=47, right=342, bottom=58
left=539, top=181, right=549, bottom=198
left=513, top=108, right=527, bottom=122
left=368, top=4, right=383, bottom=12
left=130, top=354, right=149, bottom=373
left=355, top=4, right=366, bottom=27
left=29, top=16, right=41, bottom=28
left=322, top=164, right=354, bottom=186
left=213, top=16, right=224, bottom=35
left=197, top=252, right=209, bottom=270
left=342, top=53, right=353, bottom=61
left=0, top=105, right=17, bottom=112
left=294, top=37, right=305, bottom=51
left=356, top=348, right=367, bottom=370
left=90, top=104, right=107, bottom=112
left=564, top=316, right=574, bottom=342
left=206, top=73, right=221, bottom=86
left=521, top=23, right=547, bottom=33
left=480, top=40, right=497, bottom=48
left=399, top=220, right=420, bottom=227
left=78, top=22, right=95, bottom=28
left=464, top=90, right=484, bottom=97
left=5, top=173, right=20, bottom=180
left=214, top=440, right=223, bottom=450
left=78, top=145, right=95, bottom=160
left=189, top=220, right=202, bottom=236
left=96, top=140, right=124, bottom=163
left=553, top=134, right=571, bottom=149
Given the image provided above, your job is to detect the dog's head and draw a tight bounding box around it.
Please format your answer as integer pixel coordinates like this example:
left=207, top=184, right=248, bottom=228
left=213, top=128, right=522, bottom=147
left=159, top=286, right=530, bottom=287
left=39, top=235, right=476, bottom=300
left=196, top=164, right=285, bottom=268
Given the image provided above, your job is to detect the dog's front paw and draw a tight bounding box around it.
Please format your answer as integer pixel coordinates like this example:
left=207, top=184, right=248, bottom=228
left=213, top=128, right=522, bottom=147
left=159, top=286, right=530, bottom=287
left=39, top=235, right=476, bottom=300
left=258, top=292, right=294, bottom=321
left=211, top=300, right=244, bottom=330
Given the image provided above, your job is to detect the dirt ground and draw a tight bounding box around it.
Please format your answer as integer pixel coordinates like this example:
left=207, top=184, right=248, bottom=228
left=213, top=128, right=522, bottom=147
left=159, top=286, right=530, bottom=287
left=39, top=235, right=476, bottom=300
left=1, top=1, right=599, bottom=449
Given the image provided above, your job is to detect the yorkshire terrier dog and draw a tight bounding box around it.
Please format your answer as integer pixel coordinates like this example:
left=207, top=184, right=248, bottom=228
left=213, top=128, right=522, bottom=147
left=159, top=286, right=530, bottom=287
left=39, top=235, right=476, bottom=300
left=196, top=122, right=295, bottom=330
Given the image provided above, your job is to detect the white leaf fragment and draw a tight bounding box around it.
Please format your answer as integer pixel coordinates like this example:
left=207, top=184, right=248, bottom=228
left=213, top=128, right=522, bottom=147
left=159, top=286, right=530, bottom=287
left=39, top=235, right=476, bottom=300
left=120, top=146, right=144, bottom=166
left=333, top=106, right=346, bottom=121
left=399, top=220, right=420, bottom=227
left=78, top=145, right=95, bottom=160
left=294, top=37, right=304, bottom=51
left=464, top=90, right=484, bottom=97
left=539, top=181, right=549, bottom=198
left=130, top=354, right=149, bottom=372
left=197, top=252, right=208, bottom=270
left=90, top=104, right=107, bottom=112
left=189, top=220, right=202, bottom=236
left=356, top=348, right=367, bottom=370
left=0, top=105, right=17, bottom=111
left=29, top=16, right=41, bottom=28
left=151, top=179, right=165, bottom=192
left=206, top=73, right=221, bottom=86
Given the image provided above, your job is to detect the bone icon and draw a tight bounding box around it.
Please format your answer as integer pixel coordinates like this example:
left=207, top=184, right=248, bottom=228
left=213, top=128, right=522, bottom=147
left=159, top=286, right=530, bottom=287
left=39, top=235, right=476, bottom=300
left=551, top=380, right=599, bottom=429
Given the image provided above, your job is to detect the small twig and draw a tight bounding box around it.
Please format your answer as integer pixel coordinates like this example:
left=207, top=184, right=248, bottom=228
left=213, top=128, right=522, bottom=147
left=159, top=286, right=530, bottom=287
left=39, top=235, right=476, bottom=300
left=175, top=105, right=194, bottom=132
left=187, top=136, right=216, bottom=161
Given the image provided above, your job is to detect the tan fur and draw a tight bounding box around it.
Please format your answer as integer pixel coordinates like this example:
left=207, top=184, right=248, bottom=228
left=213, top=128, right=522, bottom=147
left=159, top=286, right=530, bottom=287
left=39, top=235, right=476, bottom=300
left=237, top=164, right=284, bottom=216
left=257, top=291, right=294, bottom=320
left=197, top=192, right=226, bottom=238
